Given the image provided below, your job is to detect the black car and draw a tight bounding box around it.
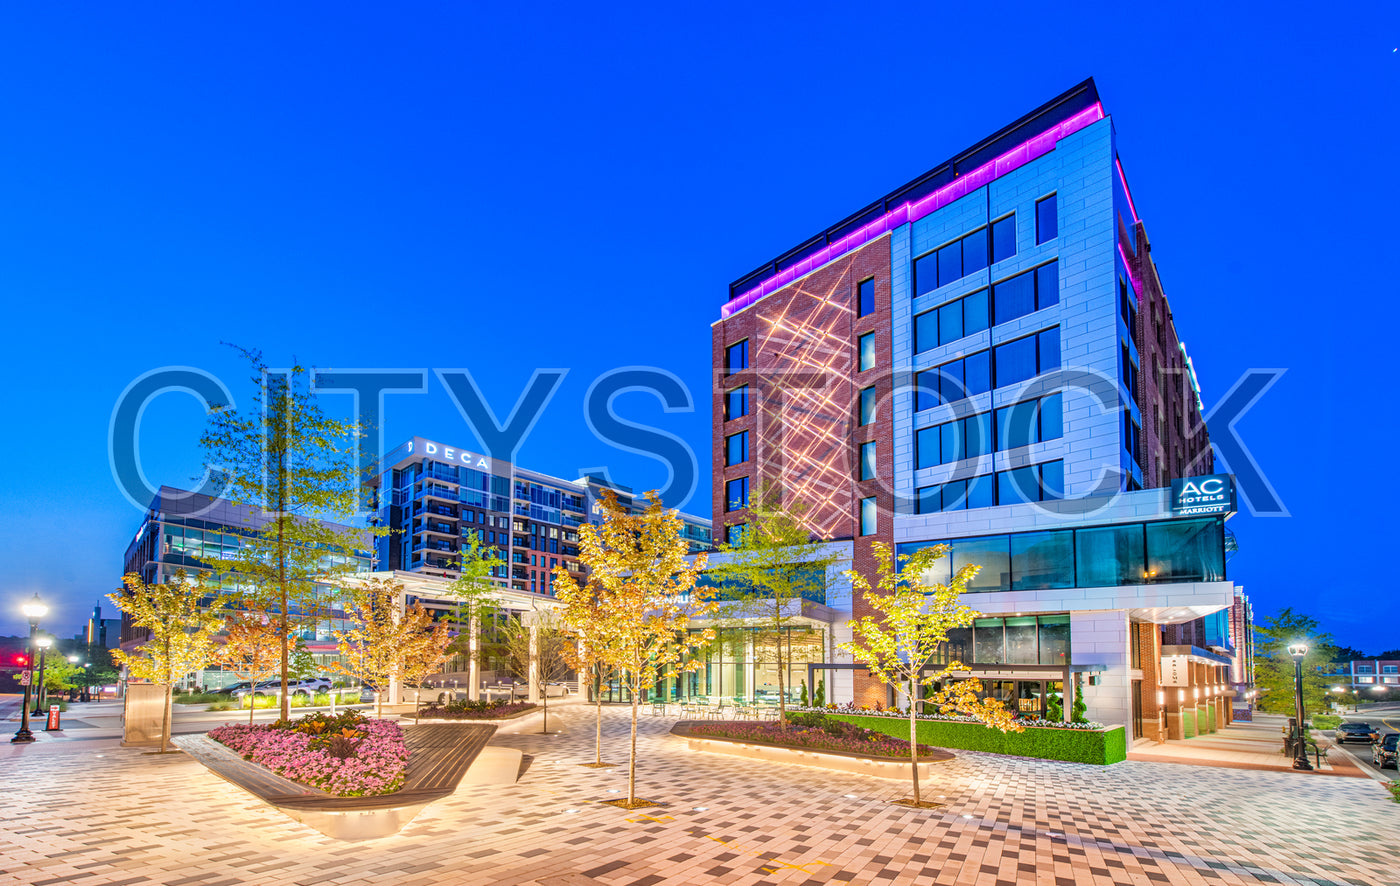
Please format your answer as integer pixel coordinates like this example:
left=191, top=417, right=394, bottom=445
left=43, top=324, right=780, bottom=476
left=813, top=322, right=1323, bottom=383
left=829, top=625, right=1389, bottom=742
left=1335, top=722, right=1377, bottom=744
left=1372, top=733, right=1398, bottom=769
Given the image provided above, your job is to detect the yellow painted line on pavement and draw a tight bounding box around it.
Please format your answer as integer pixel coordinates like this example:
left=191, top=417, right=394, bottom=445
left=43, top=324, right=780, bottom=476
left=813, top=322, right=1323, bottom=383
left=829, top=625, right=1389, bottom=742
left=703, top=833, right=834, bottom=876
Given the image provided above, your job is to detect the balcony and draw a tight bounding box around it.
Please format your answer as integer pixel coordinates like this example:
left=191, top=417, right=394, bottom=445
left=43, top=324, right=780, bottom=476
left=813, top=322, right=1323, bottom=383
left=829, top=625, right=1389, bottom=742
left=418, top=541, right=456, bottom=554
left=423, top=467, right=461, bottom=484
left=421, top=520, right=456, bottom=535
left=426, top=505, right=458, bottom=518
left=418, top=484, right=457, bottom=501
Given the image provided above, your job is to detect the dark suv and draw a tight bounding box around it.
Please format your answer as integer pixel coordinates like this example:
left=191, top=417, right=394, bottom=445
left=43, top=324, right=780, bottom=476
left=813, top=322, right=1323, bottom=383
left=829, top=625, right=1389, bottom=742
left=1335, top=722, right=1377, bottom=744
left=1372, top=733, right=1398, bottom=769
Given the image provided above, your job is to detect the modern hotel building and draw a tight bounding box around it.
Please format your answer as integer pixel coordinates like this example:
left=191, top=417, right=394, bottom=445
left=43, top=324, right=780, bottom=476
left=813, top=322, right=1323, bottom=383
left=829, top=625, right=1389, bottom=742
left=711, top=78, right=1248, bottom=742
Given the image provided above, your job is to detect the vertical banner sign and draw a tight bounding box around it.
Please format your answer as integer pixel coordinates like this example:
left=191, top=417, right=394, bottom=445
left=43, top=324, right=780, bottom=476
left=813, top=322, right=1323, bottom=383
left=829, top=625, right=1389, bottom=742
left=46, top=705, right=60, bottom=730
left=1161, top=654, right=1189, bottom=687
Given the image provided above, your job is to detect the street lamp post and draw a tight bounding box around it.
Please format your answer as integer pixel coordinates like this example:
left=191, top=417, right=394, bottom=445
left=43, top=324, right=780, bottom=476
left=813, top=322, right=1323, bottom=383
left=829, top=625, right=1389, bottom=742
left=12, top=594, right=48, bottom=744
left=1287, top=642, right=1313, bottom=771
left=32, top=635, right=53, bottom=715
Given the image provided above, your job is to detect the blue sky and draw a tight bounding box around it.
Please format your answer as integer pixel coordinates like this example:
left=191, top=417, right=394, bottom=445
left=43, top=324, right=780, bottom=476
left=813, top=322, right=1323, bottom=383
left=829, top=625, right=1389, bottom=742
left=1, top=4, right=1396, bottom=652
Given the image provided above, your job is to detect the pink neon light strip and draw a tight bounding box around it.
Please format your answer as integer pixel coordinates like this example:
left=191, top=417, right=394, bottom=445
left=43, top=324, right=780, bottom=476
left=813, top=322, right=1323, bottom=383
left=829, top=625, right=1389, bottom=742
left=1115, top=157, right=1140, bottom=224
left=1118, top=242, right=1144, bottom=301
left=722, top=102, right=1107, bottom=319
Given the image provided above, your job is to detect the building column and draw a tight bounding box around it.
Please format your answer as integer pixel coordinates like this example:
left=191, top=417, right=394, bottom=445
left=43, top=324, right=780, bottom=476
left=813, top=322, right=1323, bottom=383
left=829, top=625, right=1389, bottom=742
left=1137, top=622, right=1166, bottom=742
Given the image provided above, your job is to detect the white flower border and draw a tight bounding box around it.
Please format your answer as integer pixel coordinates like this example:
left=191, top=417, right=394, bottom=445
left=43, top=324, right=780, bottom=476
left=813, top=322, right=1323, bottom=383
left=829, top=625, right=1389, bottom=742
left=788, top=704, right=1107, bottom=731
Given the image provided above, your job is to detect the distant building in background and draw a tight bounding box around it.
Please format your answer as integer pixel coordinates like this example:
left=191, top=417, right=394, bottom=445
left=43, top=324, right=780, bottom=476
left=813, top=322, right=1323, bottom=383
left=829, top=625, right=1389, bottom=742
left=1339, top=659, right=1400, bottom=690
left=83, top=604, right=123, bottom=650
left=365, top=436, right=712, bottom=597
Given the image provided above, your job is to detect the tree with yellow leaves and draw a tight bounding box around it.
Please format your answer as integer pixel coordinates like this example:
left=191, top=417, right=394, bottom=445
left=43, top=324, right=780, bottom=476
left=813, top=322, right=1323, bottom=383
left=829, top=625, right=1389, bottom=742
left=558, top=489, right=715, bottom=807
left=554, top=573, right=617, bottom=767
left=331, top=576, right=450, bottom=717
left=215, top=596, right=285, bottom=725
left=839, top=542, right=1022, bottom=808
left=109, top=571, right=227, bottom=753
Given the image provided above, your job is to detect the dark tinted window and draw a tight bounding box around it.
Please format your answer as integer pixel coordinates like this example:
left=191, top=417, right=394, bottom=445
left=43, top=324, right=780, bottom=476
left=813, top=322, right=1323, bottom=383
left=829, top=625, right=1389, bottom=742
left=939, top=360, right=965, bottom=405
left=725, top=477, right=749, bottom=511
left=858, top=332, right=876, bottom=371
left=1040, top=393, right=1063, bottom=441
left=1036, top=262, right=1059, bottom=309
left=965, top=351, right=991, bottom=395
left=915, top=368, right=940, bottom=412
left=726, top=431, right=748, bottom=466
left=914, top=309, right=938, bottom=354
left=963, top=229, right=989, bottom=275
left=859, top=386, right=876, bottom=426
left=938, top=300, right=963, bottom=345
left=857, top=277, right=876, bottom=317
left=963, top=289, right=989, bottom=335
left=1038, top=328, right=1061, bottom=371
left=914, top=251, right=938, bottom=297
left=991, top=215, right=1016, bottom=263
left=726, top=340, right=748, bottom=373
left=860, top=441, right=877, bottom=481
left=916, top=485, right=940, bottom=514
left=993, top=271, right=1035, bottom=325
left=916, top=426, right=940, bottom=469
left=938, top=240, right=962, bottom=287
left=1036, top=195, right=1057, bottom=243
left=967, top=474, right=995, bottom=509
left=726, top=385, right=749, bottom=420
left=994, top=335, right=1037, bottom=387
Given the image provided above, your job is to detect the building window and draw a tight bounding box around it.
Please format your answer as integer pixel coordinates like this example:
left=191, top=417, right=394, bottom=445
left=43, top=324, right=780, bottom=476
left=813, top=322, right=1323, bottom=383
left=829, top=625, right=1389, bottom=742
left=991, top=214, right=1017, bottom=263
left=914, top=289, right=990, bottom=353
left=858, top=332, right=876, bottom=372
left=860, top=441, right=876, bottom=481
left=726, top=340, right=749, bottom=374
left=916, top=475, right=995, bottom=513
left=725, top=477, right=749, bottom=511
left=913, top=227, right=990, bottom=296
left=725, top=384, right=749, bottom=420
left=993, top=327, right=1060, bottom=389
left=917, top=350, right=991, bottom=410
left=726, top=431, right=749, bottom=467
left=994, top=392, right=1063, bottom=451
left=726, top=523, right=746, bottom=546
left=857, top=277, right=876, bottom=318
left=917, top=412, right=992, bottom=468
left=992, top=262, right=1058, bottom=326
left=994, top=460, right=1063, bottom=505
left=860, top=497, right=877, bottom=536
left=1384, top=665, right=1398, bottom=674
left=859, top=386, right=877, bottom=426
left=1036, top=195, right=1057, bottom=244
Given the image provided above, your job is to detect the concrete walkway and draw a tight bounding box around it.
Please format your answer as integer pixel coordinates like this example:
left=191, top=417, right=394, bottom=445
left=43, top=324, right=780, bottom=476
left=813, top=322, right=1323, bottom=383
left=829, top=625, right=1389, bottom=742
left=1127, top=713, right=1364, bottom=776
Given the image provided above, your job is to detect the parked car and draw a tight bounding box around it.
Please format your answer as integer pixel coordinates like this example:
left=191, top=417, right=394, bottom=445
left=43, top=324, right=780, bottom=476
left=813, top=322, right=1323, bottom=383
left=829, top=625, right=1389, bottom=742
left=210, top=681, right=252, bottom=697
left=1335, top=722, right=1377, bottom=744
left=232, top=677, right=332, bottom=699
left=1372, top=733, right=1398, bottom=769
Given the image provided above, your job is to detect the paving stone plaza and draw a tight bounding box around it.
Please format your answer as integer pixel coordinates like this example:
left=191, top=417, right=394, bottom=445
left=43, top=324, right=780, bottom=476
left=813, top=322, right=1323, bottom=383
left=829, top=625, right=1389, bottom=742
left=2, top=705, right=1396, bottom=886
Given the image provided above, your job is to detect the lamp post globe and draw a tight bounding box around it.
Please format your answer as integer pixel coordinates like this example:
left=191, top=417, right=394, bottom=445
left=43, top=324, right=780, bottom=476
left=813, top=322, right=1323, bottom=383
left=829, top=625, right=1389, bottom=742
left=1287, top=642, right=1312, bottom=770
left=12, top=593, right=47, bottom=743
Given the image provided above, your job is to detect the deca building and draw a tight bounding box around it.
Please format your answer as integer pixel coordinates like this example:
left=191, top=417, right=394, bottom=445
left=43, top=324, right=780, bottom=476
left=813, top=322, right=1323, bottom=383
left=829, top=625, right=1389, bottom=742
left=712, top=78, right=1246, bottom=742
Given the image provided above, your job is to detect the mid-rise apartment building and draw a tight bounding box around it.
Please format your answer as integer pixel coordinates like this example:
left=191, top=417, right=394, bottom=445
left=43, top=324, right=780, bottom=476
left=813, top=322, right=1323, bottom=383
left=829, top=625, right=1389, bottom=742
left=711, top=78, right=1243, bottom=741
left=365, top=436, right=712, bottom=598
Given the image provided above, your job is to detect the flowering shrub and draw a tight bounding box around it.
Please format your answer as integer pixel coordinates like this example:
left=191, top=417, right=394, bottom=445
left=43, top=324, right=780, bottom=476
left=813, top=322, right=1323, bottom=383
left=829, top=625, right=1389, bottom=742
left=690, top=715, right=937, bottom=759
left=796, top=703, right=1106, bottom=731
left=209, top=713, right=409, bottom=796
left=417, top=699, right=537, bottom=720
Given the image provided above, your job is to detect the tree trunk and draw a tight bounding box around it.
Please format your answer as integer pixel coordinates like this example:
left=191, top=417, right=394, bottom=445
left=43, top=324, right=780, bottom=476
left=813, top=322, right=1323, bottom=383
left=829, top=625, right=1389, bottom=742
left=248, top=687, right=257, bottom=725
left=277, top=435, right=290, bottom=723
left=161, top=685, right=172, bottom=754
left=595, top=679, right=603, bottom=765
left=628, top=683, right=639, bottom=804
left=775, top=606, right=787, bottom=731
left=909, top=679, right=920, bottom=806
left=542, top=681, right=549, bottom=734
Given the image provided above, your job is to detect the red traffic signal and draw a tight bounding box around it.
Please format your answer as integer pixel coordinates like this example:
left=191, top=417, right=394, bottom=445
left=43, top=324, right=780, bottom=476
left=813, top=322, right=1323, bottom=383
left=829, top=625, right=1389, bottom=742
left=12, top=655, right=27, bottom=666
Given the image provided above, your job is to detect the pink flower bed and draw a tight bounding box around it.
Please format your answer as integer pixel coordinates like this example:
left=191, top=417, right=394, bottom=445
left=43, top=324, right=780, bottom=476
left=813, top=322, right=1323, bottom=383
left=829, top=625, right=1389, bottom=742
left=208, top=718, right=409, bottom=796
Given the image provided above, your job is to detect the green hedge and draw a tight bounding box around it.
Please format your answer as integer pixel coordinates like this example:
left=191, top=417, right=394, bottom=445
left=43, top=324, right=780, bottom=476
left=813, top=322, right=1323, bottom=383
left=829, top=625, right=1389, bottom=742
left=1205, top=706, right=1217, bottom=734
left=826, top=713, right=1126, bottom=765
left=1182, top=710, right=1197, bottom=738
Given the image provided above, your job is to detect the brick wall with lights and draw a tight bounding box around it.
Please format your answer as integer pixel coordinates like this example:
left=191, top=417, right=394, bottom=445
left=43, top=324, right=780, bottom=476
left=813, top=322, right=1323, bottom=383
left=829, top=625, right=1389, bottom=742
left=712, top=237, right=896, bottom=706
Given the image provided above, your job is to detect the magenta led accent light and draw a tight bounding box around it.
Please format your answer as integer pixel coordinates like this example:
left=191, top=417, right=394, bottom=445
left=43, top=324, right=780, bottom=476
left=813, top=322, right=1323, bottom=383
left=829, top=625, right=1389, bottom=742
left=1115, top=157, right=1140, bottom=224
left=722, top=102, right=1107, bottom=319
left=1118, top=243, right=1145, bottom=301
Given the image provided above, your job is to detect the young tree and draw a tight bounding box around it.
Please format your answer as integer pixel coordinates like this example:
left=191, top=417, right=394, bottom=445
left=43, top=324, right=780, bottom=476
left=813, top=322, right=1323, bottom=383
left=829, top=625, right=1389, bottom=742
left=562, top=489, right=715, bottom=807
left=1253, top=608, right=1338, bottom=717
left=201, top=347, right=373, bottom=721
left=839, top=542, right=1021, bottom=808
left=442, top=533, right=502, bottom=697
left=215, top=599, right=284, bottom=724
left=709, top=488, right=837, bottom=730
left=554, top=575, right=619, bottom=767
left=496, top=609, right=574, bottom=734
left=109, top=571, right=227, bottom=752
left=331, top=576, right=450, bottom=717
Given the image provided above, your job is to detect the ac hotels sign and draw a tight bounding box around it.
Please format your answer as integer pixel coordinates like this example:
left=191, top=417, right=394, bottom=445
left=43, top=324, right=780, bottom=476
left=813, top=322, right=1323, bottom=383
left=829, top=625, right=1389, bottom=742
left=1170, top=474, right=1235, bottom=517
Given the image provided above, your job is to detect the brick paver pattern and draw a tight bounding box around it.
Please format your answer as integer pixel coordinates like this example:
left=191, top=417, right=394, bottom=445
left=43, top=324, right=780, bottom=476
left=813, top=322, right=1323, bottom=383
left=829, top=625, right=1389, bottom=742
left=1, top=705, right=1395, bottom=886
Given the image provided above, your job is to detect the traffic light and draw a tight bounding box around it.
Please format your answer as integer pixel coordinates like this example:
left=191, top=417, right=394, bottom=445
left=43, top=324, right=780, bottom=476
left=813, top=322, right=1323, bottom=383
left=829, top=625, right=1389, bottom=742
left=12, top=654, right=27, bottom=666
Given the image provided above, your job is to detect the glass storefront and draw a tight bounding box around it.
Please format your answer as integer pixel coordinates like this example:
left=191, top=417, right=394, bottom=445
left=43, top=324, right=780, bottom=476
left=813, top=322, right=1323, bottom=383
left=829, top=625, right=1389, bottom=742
left=902, top=516, right=1225, bottom=592
left=944, top=614, right=1070, bottom=666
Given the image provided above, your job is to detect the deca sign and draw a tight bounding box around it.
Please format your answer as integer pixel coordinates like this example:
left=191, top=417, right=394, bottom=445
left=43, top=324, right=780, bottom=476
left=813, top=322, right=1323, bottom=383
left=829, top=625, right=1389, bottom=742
left=1170, top=474, right=1235, bottom=517
left=408, top=439, right=491, bottom=471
